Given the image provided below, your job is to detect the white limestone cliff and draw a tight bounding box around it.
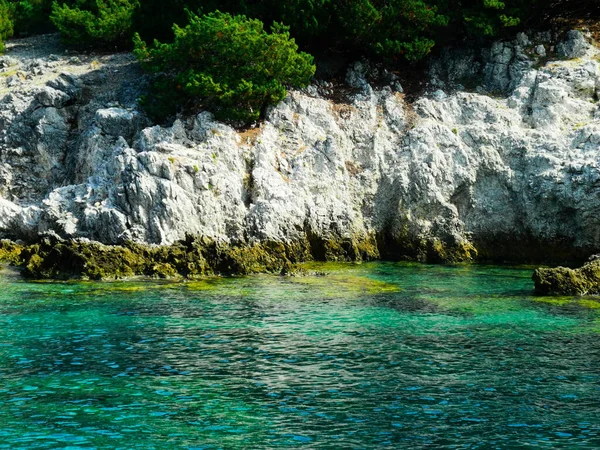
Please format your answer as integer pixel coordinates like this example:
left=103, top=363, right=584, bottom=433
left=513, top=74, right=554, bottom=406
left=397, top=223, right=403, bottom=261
left=1, top=30, right=599, bottom=261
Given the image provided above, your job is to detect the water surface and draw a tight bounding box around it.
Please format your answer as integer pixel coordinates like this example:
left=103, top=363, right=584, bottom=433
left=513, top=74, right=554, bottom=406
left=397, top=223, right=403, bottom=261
left=1, top=262, right=599, bottom=449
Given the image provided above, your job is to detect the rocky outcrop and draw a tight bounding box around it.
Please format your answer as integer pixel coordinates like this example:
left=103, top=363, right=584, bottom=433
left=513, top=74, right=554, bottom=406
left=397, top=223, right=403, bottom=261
left=1, top=30, right=600, bottom=265
left=533, top=257, right=600, bottom=295
left=0, top=234, right=377, bottom=280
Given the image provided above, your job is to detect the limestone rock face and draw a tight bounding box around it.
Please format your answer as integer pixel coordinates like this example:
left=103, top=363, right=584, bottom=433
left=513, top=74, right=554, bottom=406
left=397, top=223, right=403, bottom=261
left=1, top=32, right=600, bottom=262
left=557, top=30, right=589, bottom=59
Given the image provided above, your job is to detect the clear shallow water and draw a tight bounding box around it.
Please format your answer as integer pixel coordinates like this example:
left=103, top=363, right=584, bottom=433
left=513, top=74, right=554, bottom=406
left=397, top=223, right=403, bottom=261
left=0, top=262, right=599, bottom=449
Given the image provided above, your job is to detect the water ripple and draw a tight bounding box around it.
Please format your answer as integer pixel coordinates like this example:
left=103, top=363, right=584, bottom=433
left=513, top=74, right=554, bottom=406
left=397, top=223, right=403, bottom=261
left=0, top=263, right=599, bottom=448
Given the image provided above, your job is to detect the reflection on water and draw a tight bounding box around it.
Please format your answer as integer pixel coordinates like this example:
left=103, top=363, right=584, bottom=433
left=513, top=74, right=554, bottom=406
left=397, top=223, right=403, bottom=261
left=0, top=262, right=600, bottom=449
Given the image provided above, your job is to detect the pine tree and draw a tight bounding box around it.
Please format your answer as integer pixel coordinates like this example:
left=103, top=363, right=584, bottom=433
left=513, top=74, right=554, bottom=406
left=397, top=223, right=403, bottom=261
left=50, top=0, right=138, bottom=46
left=134, top=11, right=316, bottom=124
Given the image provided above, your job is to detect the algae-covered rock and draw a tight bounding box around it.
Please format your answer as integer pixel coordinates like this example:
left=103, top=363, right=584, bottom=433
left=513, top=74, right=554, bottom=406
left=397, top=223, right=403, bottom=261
left=20, top=238, right=148, bottom=280
left=533, top=259, right=600, bottom=296
left=9, top=233, right=380, bottom=280
left=0, top=240, right=23, bottom=267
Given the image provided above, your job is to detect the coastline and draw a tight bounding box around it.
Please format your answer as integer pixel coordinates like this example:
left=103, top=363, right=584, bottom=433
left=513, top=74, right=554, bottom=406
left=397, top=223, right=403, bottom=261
left=1, top=31, right=599, bottom=295
left=0, top=235, right=595, bottom=288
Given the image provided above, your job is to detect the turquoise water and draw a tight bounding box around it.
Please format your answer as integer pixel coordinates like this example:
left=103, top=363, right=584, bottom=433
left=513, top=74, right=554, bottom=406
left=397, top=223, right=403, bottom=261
left=1, top=262, right=600, bottom=449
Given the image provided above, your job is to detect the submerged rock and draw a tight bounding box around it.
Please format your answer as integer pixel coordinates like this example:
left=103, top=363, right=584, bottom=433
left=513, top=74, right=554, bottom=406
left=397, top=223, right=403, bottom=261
left=533, top=259, right=600, bottom=296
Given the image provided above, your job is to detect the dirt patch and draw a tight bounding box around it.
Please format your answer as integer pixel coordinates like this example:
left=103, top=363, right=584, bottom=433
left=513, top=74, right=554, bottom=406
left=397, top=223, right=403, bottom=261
left=345, top=160, right=363, bottom=176
left=237, top=125, right=263, bottom=145
left=1, top=33, right=143, bottom=105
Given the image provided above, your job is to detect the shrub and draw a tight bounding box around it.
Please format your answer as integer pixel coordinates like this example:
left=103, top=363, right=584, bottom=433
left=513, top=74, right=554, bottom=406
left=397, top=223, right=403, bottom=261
left=7, top=0, right=54, bottom=34
left=435, top=0, right=539, bottom=40
left=0, top=0, right=13, bottom=53
left=131, top=0, right=448, bottom=63
left=236, top=0, right=449, bottom=62
left=366, top=0, right=449, bottom=61
left=133, top=11, right=316, bottom=124
left=50, top=0, right=138, bottom=47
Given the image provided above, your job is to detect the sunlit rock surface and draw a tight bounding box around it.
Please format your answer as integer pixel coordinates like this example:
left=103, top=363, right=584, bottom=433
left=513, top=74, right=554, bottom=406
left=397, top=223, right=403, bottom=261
left=1, top=31, right=599, bottom=262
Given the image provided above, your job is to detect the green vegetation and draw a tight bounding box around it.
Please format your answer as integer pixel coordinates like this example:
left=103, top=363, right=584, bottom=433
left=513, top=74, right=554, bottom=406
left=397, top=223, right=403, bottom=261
left=4, top=0, right=597, bottom=56
left=448, top=0, right=535, bottom=37
left=2, top=0, right=597, bottom=120
left=50, top=0, right=138, bottom=46
left=133, top=11, right=315, bottom=123
left=0, top=240, right=22, bottom=265
left=0, top=233, right=379, bottom=280
left=0, top=0, right=14, bottom=53
left=7, top=0, right=53, bottom=34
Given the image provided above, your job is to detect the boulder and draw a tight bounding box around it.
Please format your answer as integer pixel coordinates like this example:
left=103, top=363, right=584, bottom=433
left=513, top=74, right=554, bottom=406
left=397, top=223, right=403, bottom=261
left=95, top=107, right=140, bottom=139
left=533, top=259, right=600, bottom=295
left=35, top=86, right=70, bottom=108
left=557, top=30, right=588, bottom=59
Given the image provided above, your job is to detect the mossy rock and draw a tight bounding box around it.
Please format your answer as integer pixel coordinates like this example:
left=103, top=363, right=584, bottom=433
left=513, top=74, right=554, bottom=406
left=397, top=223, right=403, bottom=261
left=378, top=229, right=477, bottom=264
left=0, top=240, right=24, bottom=270
left=5, top=232, right=380, bottom=280
left=425, top=237, right=478, bottom=263
left=148, top=263, right=180, bottom=279
left=533, top=259, right=600, bottom=296
left=0, top=229, right=482, bottom=281
left=20, top=239, right=147, bottom=280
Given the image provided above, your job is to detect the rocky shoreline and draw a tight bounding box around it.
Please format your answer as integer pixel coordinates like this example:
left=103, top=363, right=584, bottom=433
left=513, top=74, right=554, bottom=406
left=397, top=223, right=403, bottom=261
left=0, top=235, right=379, bottom=280
left=1, top=30, right=600, bottom=290
left=0, top=233, right=587, bottom=282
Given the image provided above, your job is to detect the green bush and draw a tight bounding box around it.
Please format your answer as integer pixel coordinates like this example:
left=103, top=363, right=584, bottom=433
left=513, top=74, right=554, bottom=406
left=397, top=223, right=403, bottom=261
left=130, top=0, right=449, bottom=62
left=459, top=0, right=529, bottom=37
left=0, top=0, right=14, bottom=53
left=233, top=0, right=449, bottom=62
left=435, top=0, right=539, bottom=39
left=133, top=11, right=316, bottom=124
left=47, top=0, right=550, bottom=62
left=7, top=0, right=54, bottom=34
left=359, top=0, right=449, bottom=61
left=50, top=0, right=138, bottom=46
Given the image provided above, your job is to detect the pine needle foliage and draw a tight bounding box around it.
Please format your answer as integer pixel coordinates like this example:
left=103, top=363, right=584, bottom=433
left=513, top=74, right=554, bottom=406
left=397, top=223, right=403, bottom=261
left=133, top=11, right=316, bottom=124
left=0, top=0, right=14, bottom=53
left=50, top=0, right=138, bottom=46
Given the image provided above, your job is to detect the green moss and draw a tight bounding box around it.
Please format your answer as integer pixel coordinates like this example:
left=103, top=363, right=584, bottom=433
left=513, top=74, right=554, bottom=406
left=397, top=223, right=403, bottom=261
left=306, top=232, right=379, bottom=262
left=287, top=273, right=400, bottom=296
left=184, top=278, right=225, bottom=291
left=531, top=296, right=574, bottom=306
left=149, top=263, right=180, bottom=279
left=300, top=261, right=362, bottom=272
left=425, top=237, right=477, bottom=263
left=379, top=223, right=477, bottom=264
left=578, top=299, right=600, bottom=309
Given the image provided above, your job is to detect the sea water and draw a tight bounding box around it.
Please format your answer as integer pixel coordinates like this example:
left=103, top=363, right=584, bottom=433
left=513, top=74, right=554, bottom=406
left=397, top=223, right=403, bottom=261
left=0, top=262, right=599, bottom=449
